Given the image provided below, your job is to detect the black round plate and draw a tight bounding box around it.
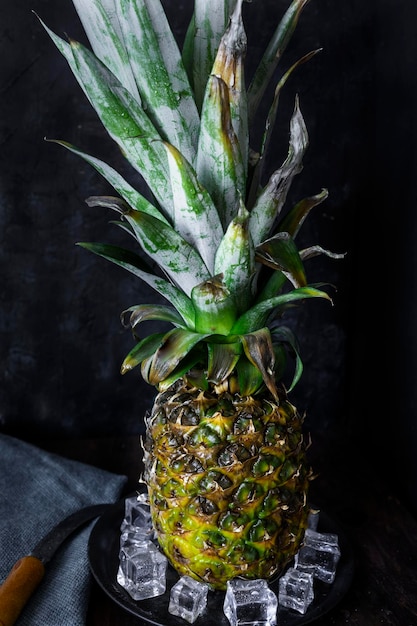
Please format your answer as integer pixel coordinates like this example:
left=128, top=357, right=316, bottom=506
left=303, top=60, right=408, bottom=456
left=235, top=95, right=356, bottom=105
left=88, top=496, right=354, bottom=626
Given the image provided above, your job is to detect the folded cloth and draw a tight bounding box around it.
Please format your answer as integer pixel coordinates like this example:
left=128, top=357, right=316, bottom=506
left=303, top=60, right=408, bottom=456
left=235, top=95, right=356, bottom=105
left=0, top=434, right=128, bottom=626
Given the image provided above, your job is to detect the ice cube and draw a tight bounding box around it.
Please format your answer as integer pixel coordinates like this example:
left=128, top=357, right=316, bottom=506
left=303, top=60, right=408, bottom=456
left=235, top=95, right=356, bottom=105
left=136, top=490, right=150, bottom=506
left=278, top=567, right=314, bottom=614
left=168, top=575, right=209, bottom=623
left=120, top=526, right=154, bottom=548
left=117, top=542, right=168, bottom=600
left=294, top=528, right=341, bottom=583
left=223, top=578, right=278, bottom=626
left=121, top=494, right=152, bottom=532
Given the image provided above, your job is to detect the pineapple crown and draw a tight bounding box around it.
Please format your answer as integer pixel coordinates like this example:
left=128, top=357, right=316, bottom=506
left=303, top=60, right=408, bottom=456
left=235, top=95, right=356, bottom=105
left=39, top=0, right=342, bottom=400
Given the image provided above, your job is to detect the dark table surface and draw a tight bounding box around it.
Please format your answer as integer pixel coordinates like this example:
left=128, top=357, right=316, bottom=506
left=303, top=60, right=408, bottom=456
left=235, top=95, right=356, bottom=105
left=35, top=435, right=417, bottom=626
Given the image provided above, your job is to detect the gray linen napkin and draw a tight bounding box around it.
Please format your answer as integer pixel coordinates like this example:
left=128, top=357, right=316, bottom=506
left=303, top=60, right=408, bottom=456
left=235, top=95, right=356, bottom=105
left=0, top=434, right=128, bottom=626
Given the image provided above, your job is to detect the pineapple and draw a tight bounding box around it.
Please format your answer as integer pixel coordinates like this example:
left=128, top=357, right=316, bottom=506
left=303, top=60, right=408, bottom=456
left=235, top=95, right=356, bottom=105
left=40, top=0, right=342, bottom=590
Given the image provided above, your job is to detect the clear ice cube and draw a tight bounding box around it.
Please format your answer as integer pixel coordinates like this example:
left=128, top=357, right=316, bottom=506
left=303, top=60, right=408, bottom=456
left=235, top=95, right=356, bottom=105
left=120, top=526, right=154, bottom=548
left=223, top=578, right=278, bottom=626
left=117, top=542, right=168, bottom=600
left=121, top=494, right=152, bottom=532
left=294, top=528, right=341, bottom=583
left=278, top=567, right=314, bottom=614
left=168, top=575, right=209, bottom=624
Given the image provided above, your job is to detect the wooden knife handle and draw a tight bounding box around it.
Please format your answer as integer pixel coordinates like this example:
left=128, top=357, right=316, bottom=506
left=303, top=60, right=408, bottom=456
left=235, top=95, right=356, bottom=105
left=0, top=556, right=45, bottom=626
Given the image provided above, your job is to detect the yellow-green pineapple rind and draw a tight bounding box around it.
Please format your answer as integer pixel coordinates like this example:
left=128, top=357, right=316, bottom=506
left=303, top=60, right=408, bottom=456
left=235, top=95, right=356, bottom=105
left=144, top=379, right=312, bottom=590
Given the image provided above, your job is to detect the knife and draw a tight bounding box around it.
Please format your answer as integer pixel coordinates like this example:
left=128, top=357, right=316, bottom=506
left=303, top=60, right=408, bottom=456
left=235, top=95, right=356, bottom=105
left=0, top=503, right=110, bottom=626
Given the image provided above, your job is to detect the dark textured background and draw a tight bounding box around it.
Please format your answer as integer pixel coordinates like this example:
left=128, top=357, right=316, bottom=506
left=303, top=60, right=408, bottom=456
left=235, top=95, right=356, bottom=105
left=1, top=1, right=416, bottom=515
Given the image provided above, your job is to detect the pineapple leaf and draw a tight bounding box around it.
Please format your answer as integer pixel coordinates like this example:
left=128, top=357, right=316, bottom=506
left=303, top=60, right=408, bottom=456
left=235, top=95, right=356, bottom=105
left=121, top=208, right=210, bottom=298
left=271, top=325, right=303, bottom=391
left=148, top=328, right=211, bottom=385
left=189, top=0, right=237, bottom=110
left=207, top=342, right=242, bottom=384
left=236, top=357, right=264, bottom=397
left=196, top=75, right=245, bottom=228
left=84, top=194, right=171, bottom=234
left=84, top=194, right=212, bottom=293
left=278, top=188, right=329, bottom=238
left=255, top=232, right=307, bottom=289
left=260, top=50, right=321, bottom=164
left=247, top=49, right=320, bottom=203
left=249, top=96, right=308, bottom=247
left=212, top=0, right=248, bottom=167
left=214, top=200, right=255, bottom=313
left=191, top=275, right=237, bottom=335
left=41, top=20, right=175, bottom=217
left=68, top=40, right=174, bottom=212
left=121, top=304, right=186, bottom=332
left=256, top=271, right=287, bottom=304
left=246, top=50, right=318, bottom=210
left=45, top=0, right=341, bottom=402
left=232, top=286, right=332, bottom=334
left=109, top=220, right=136, bottom=239
left=181, top=12, right=195, bottom=85
left=83, top=194, right=213, bottom=302
left=85, top=195, right=130, bottom=214
left=273, top=343, right=289, bottom=387
left=241, top=328, right=278, bottom=400
left=247, top=0, right=311, bottom=123
left=116, top=0, right=199, bottom=163
left=300, top=245, right=346, bottom=261
left=120, top=333, right=165, bottom=374
left=50, top=140, right=170, bottom=225
left=70, top=0, right=141, bottom=102
left=77, top=240, right=153, bottom=273
left=76, top=242, right=195, bottom=327
left=157, top=351, right=207, bottom=391
left=163, top=142, right=223, bottom=274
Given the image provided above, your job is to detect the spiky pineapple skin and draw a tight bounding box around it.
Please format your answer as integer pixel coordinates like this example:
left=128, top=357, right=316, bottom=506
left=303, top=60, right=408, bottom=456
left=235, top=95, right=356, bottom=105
left=143, top=379, right=312, bottom=590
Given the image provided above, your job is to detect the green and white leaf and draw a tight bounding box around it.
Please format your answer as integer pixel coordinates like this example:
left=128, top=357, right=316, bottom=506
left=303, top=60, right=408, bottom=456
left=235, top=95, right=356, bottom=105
left=122, top=210, right=210, bottom=298
left=116, top=0, right=199, bottom=163
left=41, top=22, right=174, bottom=216
left=43, top=0, right=341, bottom=395
left=196, top=75, right=245, bottom=228
left=164, top=142, right=223, bottom=274
left=211, top=0, right=248, bottom=167
left=70, top=0, right=141, bottom=102
left=214, top=201, right=255, bottom=313
left=247, top=0, right=311, bottom=122
left=76, top=242, right=195, bottom=327
left=250, top=49, right=320, bottom=198
left=189, top=0, right=237, bottom=109
left=51, top=140, right=170, bottom=224
left=249, top=97, right=308, bottom=247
